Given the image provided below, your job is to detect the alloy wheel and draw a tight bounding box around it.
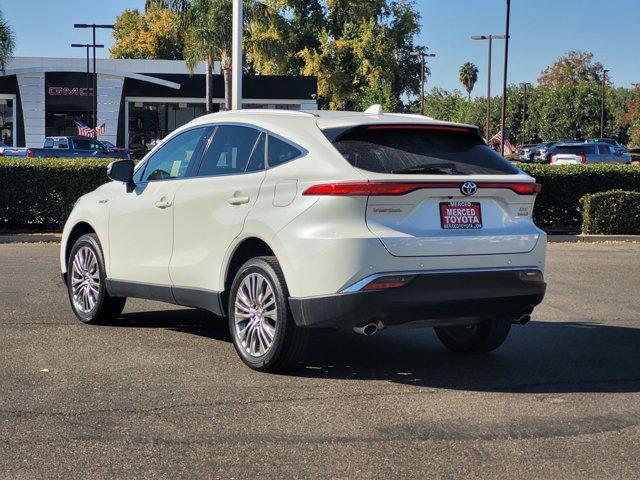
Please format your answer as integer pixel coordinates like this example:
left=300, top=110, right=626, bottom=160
left=233, top=272, right=278, bottom=357
left=70, top=246, right=100, bottom=313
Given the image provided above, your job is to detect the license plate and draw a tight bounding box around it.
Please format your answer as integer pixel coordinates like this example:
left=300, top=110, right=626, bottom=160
left=439, top=201, right=482, bottom=229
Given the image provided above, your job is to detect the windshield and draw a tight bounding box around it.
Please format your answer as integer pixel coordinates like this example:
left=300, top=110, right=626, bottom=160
left=327, top=125, right=519, bottom=175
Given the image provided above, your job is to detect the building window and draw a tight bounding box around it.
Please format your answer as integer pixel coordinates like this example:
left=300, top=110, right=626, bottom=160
left=0, top=99, right=14, bottom=146
left=127, top=102, right=206, bottom=158
left=45, top=111, right=87, bottom=138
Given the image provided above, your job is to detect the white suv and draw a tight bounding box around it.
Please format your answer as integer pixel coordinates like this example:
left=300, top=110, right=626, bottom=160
left=61, top=108, right=547, bottom=371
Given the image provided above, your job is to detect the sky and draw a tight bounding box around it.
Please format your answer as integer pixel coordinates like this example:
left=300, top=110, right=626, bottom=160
left=3, top=0, right=639, bottom=98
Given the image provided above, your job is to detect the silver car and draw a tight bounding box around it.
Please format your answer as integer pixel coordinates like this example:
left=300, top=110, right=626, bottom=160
left=549, top=142, right=632, bottom=165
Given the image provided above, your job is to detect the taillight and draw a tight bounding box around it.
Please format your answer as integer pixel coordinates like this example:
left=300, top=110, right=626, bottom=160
left=302, top=181, right=541, bottom=196
left=549, top=155, right=556, bottom=164
left=579, top=154, right=587, bottom=163
left=27, top=149, right=35, bottom=158
left=362, top=274, right=416, bottom=291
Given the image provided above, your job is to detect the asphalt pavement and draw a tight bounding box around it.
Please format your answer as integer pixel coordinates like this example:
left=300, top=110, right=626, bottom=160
left=1, top=242, right=639, bottom=479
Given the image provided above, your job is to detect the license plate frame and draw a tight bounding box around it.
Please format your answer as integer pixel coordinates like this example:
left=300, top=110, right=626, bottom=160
left=439, top=201, right=483, bottom=230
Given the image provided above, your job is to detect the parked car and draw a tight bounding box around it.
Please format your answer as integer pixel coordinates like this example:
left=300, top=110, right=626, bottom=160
left=60, top=109, right=547, bottom=372
left=585, top=138, right=627, bottom=154
left=0, top=139, right=6, bottom=156
left=548, top=142, right=632, bottom=165
left=531, top=141, right=562, bottom=163
left=515, top=144, right=538, bottom=162
left=1, top=136, right=130, bottom=159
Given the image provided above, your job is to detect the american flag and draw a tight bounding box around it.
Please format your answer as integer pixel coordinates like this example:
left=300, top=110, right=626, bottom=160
left=489, top=130, right=516, bottom=156
left=73, top=120, right=106, bottom=137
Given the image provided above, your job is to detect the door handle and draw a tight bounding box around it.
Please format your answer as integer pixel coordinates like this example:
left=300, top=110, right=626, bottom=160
left=227, top=196, right=250, bottom=205
left=154, top=199, right=173, bottom=209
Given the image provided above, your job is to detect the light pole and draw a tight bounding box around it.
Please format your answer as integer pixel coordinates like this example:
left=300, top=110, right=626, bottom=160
left=471, top=34, right=506, bottom=140
left=500, top=0, right=511, bottom=156
left=71, top=43, right=104, bottom=129
left=520, top=82, right=531, bottom=146
left=410, top=47, right=436, bottom=116
left=232, top=0, right=242, bottom=110
left=74, top=24, right=114, bottom=136
left=600, top=68, right=609, bottom=137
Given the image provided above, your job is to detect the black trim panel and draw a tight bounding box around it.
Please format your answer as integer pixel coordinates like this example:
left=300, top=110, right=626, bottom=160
left=289, top=269, right=546, bottom=329
left=104, top=279, right=224, bottom=316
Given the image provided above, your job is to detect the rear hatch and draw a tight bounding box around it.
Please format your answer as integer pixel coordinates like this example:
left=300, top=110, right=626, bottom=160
left=325, top=123, right=541, bottom=257
left=550, top=145, right=586, bottom=165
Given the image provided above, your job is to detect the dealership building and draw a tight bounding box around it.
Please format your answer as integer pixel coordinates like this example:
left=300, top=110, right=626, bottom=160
left=0, top=57, right=318, bottom=149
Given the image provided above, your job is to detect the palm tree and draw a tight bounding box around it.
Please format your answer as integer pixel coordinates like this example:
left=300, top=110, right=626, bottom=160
left=0, top=10, right=15, bottom=74
left=459, top=62, right=479, bottom=101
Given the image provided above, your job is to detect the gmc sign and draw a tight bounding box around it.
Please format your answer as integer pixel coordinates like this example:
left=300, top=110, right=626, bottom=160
left=48, top=86, right=91, bottom=96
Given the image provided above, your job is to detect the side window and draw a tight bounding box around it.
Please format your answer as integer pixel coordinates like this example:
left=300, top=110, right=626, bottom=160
left=141, top=127, right=207, bottom=182
left=583, top=145, right=596, bottom=155
left=597, top=144, right=611, bottom=155
left=43, top=138, right=54, bottom=148
left=57, top=139, right=69, bottom=149
left=267, top=135, right=302, bottom=168
left=74, top=138, right=92, bottom=149
left=197, top=125, right=261, bottom=176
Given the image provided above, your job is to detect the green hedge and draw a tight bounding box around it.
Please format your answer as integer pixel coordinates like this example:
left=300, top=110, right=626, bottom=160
left=1, top=158, right=640, bottom=233
left=518, top=163, right=640, bottom=232
left=0, top=157, right=112, bottom=231
left=581, top=190, right=640, bottom=234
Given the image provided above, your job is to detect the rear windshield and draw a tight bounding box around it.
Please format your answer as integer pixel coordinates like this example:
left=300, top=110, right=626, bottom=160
left=326, top=125, right=519, bottom=175
left=554, top=145, right=584, bottom=155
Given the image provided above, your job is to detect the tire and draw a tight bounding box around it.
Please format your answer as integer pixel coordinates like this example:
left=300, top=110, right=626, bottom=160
left=66, top=233, right=126, bottom=324
left=228, top=256, right=307, bottom=372
left=434, top=318, right=511, bottom=354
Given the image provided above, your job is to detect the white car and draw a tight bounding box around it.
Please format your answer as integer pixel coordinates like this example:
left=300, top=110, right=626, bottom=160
left=60, top=107, right=547, bottom=371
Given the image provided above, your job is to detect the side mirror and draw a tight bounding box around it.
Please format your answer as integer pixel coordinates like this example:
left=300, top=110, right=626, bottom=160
left=107, top=159, right=134, bottom=184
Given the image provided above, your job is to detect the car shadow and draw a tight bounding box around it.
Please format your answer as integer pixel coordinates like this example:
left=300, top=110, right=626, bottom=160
left=110, top=309, right=640, bottom=394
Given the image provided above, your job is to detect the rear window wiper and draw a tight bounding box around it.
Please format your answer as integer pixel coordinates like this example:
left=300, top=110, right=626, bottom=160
left=391, top=163, right=460, bottom=175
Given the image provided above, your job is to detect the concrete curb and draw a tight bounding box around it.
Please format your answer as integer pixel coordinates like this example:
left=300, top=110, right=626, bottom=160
left=548, top=234, right=640, bottom=243
left=0, top=233, right=62, bottom=244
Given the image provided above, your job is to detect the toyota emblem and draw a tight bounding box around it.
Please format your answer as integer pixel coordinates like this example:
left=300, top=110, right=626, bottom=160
left=460, top=181, right=478, bottom=196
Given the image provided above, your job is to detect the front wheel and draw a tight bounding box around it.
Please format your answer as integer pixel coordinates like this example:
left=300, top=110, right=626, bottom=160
left=228, top=256, right=307, bottom=372
left=67, top=233, right=126, bottom=324
left=435, top=319, right=511, bottom=354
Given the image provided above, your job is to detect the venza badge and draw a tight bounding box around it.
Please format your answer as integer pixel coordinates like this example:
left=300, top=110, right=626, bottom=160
left=460, top=181, right=478, bottom=196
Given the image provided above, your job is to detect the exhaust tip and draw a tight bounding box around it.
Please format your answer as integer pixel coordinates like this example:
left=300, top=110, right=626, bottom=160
left=511, top=314, right=531, bottom=325
left=354, top=322, right=379, bottom=336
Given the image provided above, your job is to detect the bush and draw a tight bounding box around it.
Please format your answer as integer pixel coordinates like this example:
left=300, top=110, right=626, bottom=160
left=518, top=163, right=640, bottom=232
left=581, top=190, right=640, bottom=234
left=0, top=157, right=112, bottom=231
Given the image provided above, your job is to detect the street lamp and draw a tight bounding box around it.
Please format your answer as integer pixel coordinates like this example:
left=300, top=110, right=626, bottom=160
left=600, top=68, right=609, bottom=137
left=520, top=82, right=531, bottom=146
left=410, top=47, right=436, bottom=116
left=74, top=24, right=115, bottom=134
left=471, top=34, right=506, bottom=141
left=71, top=43, right=104, bottom=129
left=500, top=0, right=511, bottom=156
left=232, top=0, right=242, bottom=110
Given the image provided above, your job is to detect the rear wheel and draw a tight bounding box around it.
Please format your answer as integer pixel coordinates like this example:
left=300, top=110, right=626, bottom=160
left=228, top=256, right=307, bottom=372
left=67, top=233, right=126, bottom=324
left=435, top=319, right=511, bottom=353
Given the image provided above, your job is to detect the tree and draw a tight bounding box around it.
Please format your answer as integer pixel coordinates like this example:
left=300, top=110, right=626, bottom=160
left=358, top=78, right=401, bottom=113
left=110, top=5, right=183, bottom=60
left=618, top=85, right=640, bottom=147
left=297, top=1, right=421, bottom=110
left=538, top=50, right=605, bottom=89
left=0, top=9, right=15, bottom=73
left=459, top=62, right=478, bottom=100
left=183, top=0, right=234, bottom=110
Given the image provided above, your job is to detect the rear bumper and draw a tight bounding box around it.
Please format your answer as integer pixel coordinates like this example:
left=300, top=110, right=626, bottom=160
left=289, top=268, right=546, bottom=329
